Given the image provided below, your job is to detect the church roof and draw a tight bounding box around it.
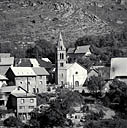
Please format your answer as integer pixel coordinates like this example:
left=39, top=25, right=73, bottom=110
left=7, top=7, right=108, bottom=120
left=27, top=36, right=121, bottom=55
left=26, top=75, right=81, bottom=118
left=65, top=62, right=87, bottom=70
left=65, top=64, right=73, bottom=69
left=57, top=32, right=66, bottom=50
left=75, top=45, right=90, bottom=54
left=67, top=48, right=75, bottom=54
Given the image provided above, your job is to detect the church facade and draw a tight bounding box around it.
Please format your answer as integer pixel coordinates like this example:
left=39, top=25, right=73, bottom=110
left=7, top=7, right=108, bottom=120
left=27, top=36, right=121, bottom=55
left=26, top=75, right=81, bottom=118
left=55, top=32, right=87, bottom=88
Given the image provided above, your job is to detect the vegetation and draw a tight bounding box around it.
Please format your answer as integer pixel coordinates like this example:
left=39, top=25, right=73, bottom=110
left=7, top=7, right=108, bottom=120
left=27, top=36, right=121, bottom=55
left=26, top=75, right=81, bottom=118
left=83, top=119, right=127, bottom=128
left=30, top=90, right=84, bottom=127
left=76, top=29, right=127, bottom=67
left=102, top=79, right=127, bottom=118
left=84, top=76, right=105, bottom=95
left=4, top=116, right=24, bottom=127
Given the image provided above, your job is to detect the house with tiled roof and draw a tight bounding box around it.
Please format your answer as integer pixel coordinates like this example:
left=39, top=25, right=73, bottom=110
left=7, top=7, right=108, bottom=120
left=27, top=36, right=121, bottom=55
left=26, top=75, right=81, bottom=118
left=67, top=45, right=91, bottom=63
left=0, top=86, right=16, bottom=107
left=6, top=87, right=37, bottom=121
left=15, top=58, right=53, bottom=71
left=5, top=67, right=49, bottom=93
left=0, top=57, right=14, bottom=75
left=32, top=67, right=49, bottom=92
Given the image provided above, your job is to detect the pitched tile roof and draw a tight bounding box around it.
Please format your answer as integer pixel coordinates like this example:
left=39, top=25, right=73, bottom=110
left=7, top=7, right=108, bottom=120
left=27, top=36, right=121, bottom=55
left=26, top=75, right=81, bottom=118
left=110, top=58, right=127, bottom=79
left=15, top=58, right=31, bottom=67
left=0, top=57, right=14, bottom=66
left=65, top=64, right=73, bottom=69
left=0, top=75, right=8, bottom=80
left=0, top=66, right=10, bottom=75
left=67, top=48, right=75, bottom=54
left=75, top=45, right=90, bottom=54
left=42, top=58, right=51, bottom=63
left=0, top=53, right=10, bottom=58
left=1, top=86, right=16, bottom=93
left=10, top=67, right=36, bottom=76
left=30, top=58, right=40, bottom=67
left=12, top=93, right=36, bottom=98
left=15, top=58, right=52, bottom=70
left=32, top=67, right=49, bottom=76
left=37, top=59, right=52, bottom=69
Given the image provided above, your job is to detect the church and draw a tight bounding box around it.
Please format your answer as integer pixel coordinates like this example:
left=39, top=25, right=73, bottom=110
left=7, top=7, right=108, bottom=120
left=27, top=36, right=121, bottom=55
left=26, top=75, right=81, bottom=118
left=55, top=32, right=87, bottom=89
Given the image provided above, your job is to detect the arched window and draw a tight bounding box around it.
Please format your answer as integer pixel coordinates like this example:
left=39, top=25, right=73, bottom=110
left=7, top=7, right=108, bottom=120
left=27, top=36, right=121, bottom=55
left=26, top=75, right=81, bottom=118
left=60, top=53, right=64, bottom=59
left=62, top=53, right=64, bottom=59
left=75, top=81, right=79, bottom=87
left=60, top=53, right=62, bottom=59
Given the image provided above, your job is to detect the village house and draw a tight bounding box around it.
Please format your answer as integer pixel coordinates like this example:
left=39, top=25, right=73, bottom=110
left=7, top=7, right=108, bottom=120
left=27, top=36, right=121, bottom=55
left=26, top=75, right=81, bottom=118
left=110, top=58, right=127, bottom=84
left=0, top=75, right=9, bottom=107
left=0, top=53, right=14, bottom=75
left=32, top=67, right=49, bottom=92
left=0, top=86, right=16, bottom=108
left=87, top=68, right=99, bottom=80
left=14, top=58, right=53, bottom=83
left=6, top=87, right=37, bottom=121
left=5, top=67, right=49, bottom=93
left=15, top=58, right=52, bottom=70
left=89, top=66, right=110, bottom=80
left=55, top=32, right=88, bottom=91
left=67, top=45, right=91, bottom=63
left=5, top=67, right=36, bottom=93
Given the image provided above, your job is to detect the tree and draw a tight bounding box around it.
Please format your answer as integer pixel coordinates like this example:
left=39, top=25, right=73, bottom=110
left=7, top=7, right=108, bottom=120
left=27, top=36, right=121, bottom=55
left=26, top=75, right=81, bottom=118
left=4, top=116, right=24, bottom=127
left=85, top=76, right=105, bottom=95
left=103, top=79, right=127, bottom=114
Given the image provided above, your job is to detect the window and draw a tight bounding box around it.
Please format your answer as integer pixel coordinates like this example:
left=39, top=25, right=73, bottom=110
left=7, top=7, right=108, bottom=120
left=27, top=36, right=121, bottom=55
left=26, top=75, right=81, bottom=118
left=37, top=88, right=39, bottom=93
left=29, top=106, right=34, bottom=109
left=30, top=99, right=34, bottom=103
left=61, top=81, right=63, bottom=85
left=60, top=53, right=64, bottom=59
left=62, top=53, right=64, bottom=59
left=61, top=73, right=63, bottom=78
left=61, top=46, right=62, bottom=50
left=75, top=115, right=77, bottom=119
left=20, top=81, right=22, bottom=84
left=60, top=63, right=64, bottom=67
left=19, top=106, right=25, bottom=109
left=60, top=53, right=62, bottom=59
left=33, top=88, right=36, bottom=93
left=21, top=99, right=25, bottom=104
left=75, top=81, right=79, bottom=87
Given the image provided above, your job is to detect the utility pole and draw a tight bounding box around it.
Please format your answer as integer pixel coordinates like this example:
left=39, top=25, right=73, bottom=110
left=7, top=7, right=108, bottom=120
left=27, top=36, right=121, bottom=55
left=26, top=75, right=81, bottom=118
left=73, top=75, right=74, bottom=89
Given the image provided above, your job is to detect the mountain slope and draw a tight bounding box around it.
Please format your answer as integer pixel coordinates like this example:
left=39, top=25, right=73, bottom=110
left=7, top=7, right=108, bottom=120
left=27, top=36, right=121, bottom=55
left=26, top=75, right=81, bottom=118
left=0, top=0, right=126, bottom=48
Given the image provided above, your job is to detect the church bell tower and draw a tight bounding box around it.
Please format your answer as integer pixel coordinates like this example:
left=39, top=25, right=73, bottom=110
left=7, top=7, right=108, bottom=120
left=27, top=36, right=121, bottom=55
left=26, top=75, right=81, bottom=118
left=55, top=32, right=66, bottom=85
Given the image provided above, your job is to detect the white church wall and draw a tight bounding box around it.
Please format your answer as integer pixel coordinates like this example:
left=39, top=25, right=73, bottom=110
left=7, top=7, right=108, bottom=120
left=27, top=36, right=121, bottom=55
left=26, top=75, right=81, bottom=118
left=66, top=63, right=87, bottom=88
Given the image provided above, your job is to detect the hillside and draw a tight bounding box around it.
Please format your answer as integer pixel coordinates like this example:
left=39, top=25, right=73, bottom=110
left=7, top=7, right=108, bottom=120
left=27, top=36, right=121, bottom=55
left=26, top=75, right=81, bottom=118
left=0, top=0, right=127, bottom=49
